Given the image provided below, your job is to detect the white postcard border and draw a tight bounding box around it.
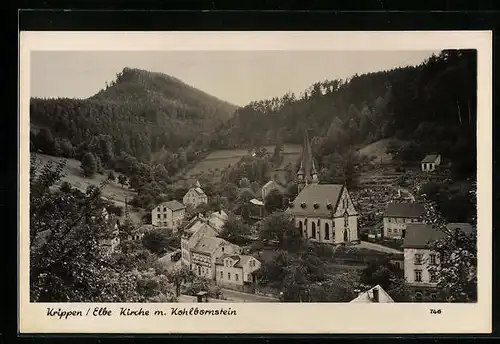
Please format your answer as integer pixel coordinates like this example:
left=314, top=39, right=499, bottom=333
left=19, top=31, right=492, bottom=334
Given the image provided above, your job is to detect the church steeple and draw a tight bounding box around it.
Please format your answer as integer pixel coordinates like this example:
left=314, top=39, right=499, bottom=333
left=296, top=129, right=319, bottom=193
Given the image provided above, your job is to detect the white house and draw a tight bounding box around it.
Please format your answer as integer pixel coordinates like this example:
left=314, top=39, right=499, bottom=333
left=383, top=202, right=425, bottom=239
left=402, top=222, right=473, bottom=302
left=421, top=154, right=441, bottom=172
left=215, top=254, right=261, bottom=291
left=180, top=210, right=230, bottom=269
left=183, top=181, right=208, bottom=208
left=349, top=285, right=394, bottom=303
left=151, top=200, right=186, bottom=231
left=190, top=236, right=241, bottom=280
left=285, top=184, right=359, bottom=245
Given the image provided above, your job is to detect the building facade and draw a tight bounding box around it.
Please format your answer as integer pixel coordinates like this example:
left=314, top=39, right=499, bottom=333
left=183, top=181, right=208, bottom=208
left=421, top=154, right=441, bottom=172
left=383, top=202, right=425, bottom=239
left=151, top=200, right=186, bottom=231
left=402, top=222, right=473, bottom=301
left=190, top=237, right=241, bottom=279
left=286, top=184, right=359, bottom=245
left=215, top=254, right=261, bottom=291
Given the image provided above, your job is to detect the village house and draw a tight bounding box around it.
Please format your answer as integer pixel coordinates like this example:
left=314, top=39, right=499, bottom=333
left=402, top=222, right=473, bottom=302
left=128, top=224, right=155, bottom=241
left=180, top=210, right=230, bottom=269
left=421, top=153, right=441, bottom=172
left=182, top=181, right=208, bottom=208
left=285, top=130, right=359, bottom=245
left=151, top=200, right=186, bottom=231
left=349, top=285, right=394, bottom=303
left=190, top=236, right=241, bottom=279
left=383, top=202, right=425, bottom=239
left=215, top=254, right=261, bottom=292
left=249, top=198, right=266, bottom=220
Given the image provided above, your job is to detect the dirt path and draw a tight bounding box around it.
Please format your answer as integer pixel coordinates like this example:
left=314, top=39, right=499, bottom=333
left=357, top=241, right=403, bottom=254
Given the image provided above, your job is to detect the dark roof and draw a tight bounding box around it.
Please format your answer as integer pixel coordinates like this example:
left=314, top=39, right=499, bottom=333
left=192, top=236, right=228, bottom=255
left=215, top=254, right=258, bottom=268
left=285, top=184, right=345, bottom=217
left=402, top=224, right=446, bottom=248
left=421, top=154, right=440, bottom=163
left=384, top=202, right=425, bottom=218
left=160, top=200, right=186, bottom=211
left=402, top=222, right=474, bottom=249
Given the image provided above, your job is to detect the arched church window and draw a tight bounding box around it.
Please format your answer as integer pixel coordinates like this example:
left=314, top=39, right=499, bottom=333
left=312, top=222, right=316, bottom=239
left=325, top=223, right=330, bottom=240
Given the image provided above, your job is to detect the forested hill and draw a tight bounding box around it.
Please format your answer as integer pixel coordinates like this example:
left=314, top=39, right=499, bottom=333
left=212, top=50, right=476, bottom=180
left=30, top=67, right=238, bottom=165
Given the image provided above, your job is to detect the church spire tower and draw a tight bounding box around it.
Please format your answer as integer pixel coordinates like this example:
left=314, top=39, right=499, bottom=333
left=296, top=129, right=319, bottom=193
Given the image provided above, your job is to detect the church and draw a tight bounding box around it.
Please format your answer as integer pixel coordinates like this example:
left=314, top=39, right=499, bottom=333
left=285, top=130, right=359, bottom=245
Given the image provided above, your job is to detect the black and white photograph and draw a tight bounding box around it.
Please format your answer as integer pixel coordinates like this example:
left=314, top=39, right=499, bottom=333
left=19, top=31, right=491, bottom=334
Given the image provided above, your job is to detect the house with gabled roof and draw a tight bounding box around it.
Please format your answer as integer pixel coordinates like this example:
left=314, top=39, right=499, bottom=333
left=151, top=200, right=186, bottom=231
left=421, top=154, right=441, bottom=172
left=402, top=222, right=474, bottom=302
left=183, top=180, right=208, bottom=208
left=383, top=202, right=425, bottom=239
left=349, top=285, right=394, bottom=303
left=215, top=254, right=261, bottom=291
left=190, top=236, right=241, bottom=280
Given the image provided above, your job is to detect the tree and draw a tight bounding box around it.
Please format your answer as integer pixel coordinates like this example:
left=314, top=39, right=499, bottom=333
left=81, top=152, right=97, bottom=178
left=309, top=272, right=360, bottom=302
left=107, top=170, right=116, bottom=182
left=118, top=174, right=128, bottom=188
left=142, top=229, right=171, bottom=254
left=219, top=216, right=252, bottom=245
left=30, top=154, right=140, bottom=302
left=166, top=266, right=196, bottom=297
left=264, top=188, right=283, bottom=214
left=259, top=212, right=302, bottom=251
left=360, top=258, right=403, bottom=290
left=35, top=127, right=55, bottom=154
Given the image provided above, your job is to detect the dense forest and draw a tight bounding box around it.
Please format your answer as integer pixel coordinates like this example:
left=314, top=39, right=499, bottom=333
left=213, top=50, right=477, bottom=181
left=30, top=67, right=238, bottom=174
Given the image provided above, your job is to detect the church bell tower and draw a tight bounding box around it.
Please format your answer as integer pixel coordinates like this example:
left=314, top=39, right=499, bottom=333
left=296, top=129, right=319, bottom=194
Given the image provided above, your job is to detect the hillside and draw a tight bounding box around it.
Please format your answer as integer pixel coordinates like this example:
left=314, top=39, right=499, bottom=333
left=212, top=50, right=477, bottom=181
left=30, top=67, right=238, bottom=165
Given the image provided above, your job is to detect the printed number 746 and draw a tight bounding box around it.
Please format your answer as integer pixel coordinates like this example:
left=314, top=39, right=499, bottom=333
left=430, top=309, right=442, bottom=314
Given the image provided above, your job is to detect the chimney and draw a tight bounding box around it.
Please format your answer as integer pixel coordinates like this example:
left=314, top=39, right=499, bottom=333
left=372, top=287, right=379, bottom=303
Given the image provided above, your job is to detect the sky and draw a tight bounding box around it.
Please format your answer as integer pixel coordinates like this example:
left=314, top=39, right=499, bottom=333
left=30, top=50, right=438, bottom=106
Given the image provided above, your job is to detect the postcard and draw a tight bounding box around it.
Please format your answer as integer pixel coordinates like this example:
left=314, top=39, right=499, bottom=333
left=19, top=30, right=492, bottom=334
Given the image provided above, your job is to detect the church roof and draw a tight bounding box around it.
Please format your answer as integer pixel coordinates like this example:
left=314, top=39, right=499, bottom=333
left=296, top=129, right=319, bottom=182
left=285, top=184, right=345, bottom=217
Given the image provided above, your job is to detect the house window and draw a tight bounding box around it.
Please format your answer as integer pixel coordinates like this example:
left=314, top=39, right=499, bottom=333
left=414, top=269, right=422, bottom=282
left=388, top=228, right=392, bottom=234
left=157, top=214, right=161, bottom=219
left=414, top=253, right=423, bottom=265
left=429, top=271, right=437, bottom=283
left=312, top=222, right=316, bottom=238
left=163, top=207, right=166, bottom=212
left=249, top=260, right=255, bottom=267
left=228, top=272, right=231, bottom=280
left=429, top=254, right=437, bottom=265
left=235, top=274, right=239, bottom=281
left=344, top=213, right=349, bottom=227
left=298, top=221, right=303, bottom=233
left=248, top=274, right=252, bottom=281
left=415, top=291, right=423, bottom=301
left=325, top=223, right=330, bottom=240
left=431, top=293, right=437, bottom=300
left=163, top=214, right=167, bottom=219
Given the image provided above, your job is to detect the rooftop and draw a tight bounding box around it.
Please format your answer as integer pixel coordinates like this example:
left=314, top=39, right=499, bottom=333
left=192, top=236, right=229, bottom=255
left=157, top=200, right=186, bottom=212
left=384, top=202, right=425, bottom=218
left=285, top=184, right=344, bottom=217
left=349, top=285, right=394, bottom=303
left=421, top=154, right=440, bottom=163
left=402, top=222, right=474, bottom=249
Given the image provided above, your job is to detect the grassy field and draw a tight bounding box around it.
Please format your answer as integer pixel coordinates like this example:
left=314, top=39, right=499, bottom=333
left=184, top=144, right=302, bottom=185
left=34, top=154, right=144, bottom=224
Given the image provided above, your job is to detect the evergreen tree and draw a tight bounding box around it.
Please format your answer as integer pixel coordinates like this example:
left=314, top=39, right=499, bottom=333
left=81, top=152, right=97, bottom=178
